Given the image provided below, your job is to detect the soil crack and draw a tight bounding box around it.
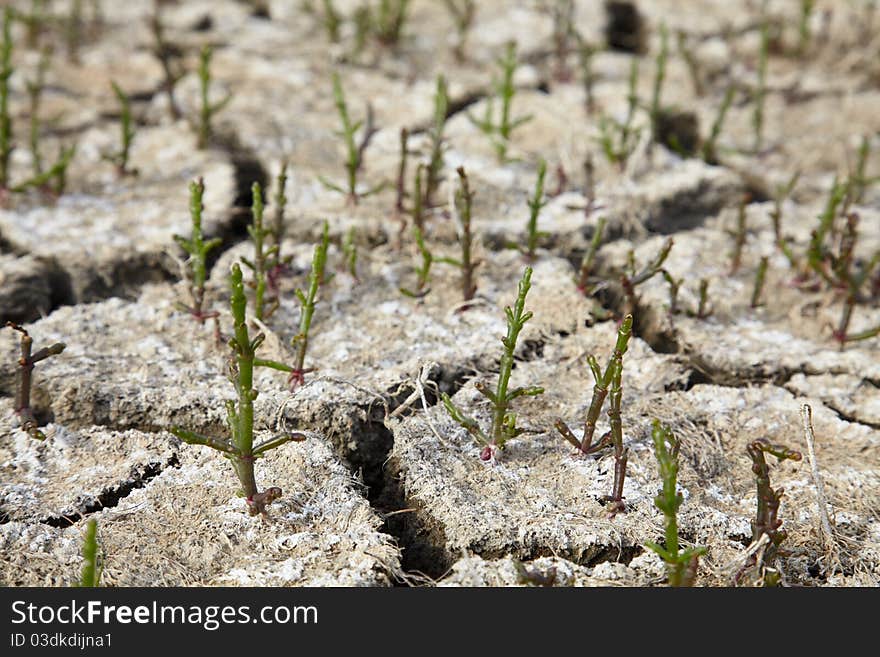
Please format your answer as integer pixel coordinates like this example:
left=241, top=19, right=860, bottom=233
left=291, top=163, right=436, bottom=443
left=39, top=454, right=180, bottom=528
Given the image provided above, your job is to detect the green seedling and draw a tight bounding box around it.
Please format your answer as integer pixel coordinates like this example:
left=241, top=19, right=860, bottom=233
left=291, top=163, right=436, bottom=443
left=598, top=319, right=629, bottom=511
left=265, top=163, right=292, bottom=300
left=442, top=267, right=544, bottom=460
left=620, top=238, right=673, bottom=316
left=196, top=45, right=232, bottom=149
left=701, top=85, right=735, bottom=165
left=451, top=166, right=480, bottom=303
left=0, top=7, right=12, bottom=190
left=411, top=162, right=425, bottom=232
left=553, top=315, right=633, bottom=474
left=848, top=136, right=879, bottom=205
left=373, top=0, right=411, bottom=48
left=577, top=217, right=606, bottom=294
left=676, top=29, right=704, bottom=97
left=799, top=177, right=880, bottom=347
left=305, top=0, right=342, bottom=43
left=25, top=48, right=50, bottom=180
left=342, top=227, right=359, bottom=280
left=240, top=182, right=275, bottom=320
left=394, top=127, right=410, bottom=218
left=770, top=169, right=800, bottom=250
left=352, top=5, right=372, bottom=57
left=645, top=421, right=706, bottom=586
left=741, top=439, right=802, bottom=586
left=728, top=194, right=749, bottom=274
left=752, top=20, right=769, bottom=153
left=549, top=0, right=576, bottom=82
left=582, top=154, right=595, bottom=214
left=577, top=38, right=597, bottom=113
left=21, top=0, right=50, bottom=49
left=648, top=24, right=669, bottom=147
left=149, top=6, right=184, bottom=120
left=598, top=57, right=640, bottom=168
left=514, top=159, right=549, bottom=261
left=289, top=222, right=330, bottom=388
left=426, top=75, right=449, bottom=207
left=468, top=41, right=532, bottom=162
left=400, top=224, right=436, bottom=298
left=101, top=81, right=137, bottom=176
left=662, top=269, right=682, bottom=315
left=751, top=257, right=768, bottom=309
left=174, top=178, right=222, bottom=324
left=323, top=0, right=342, bottom=42
left=320, top=73, right=383, bottom=204
left=75, top=519, right=102, bottom=587
left=171, top=264, right=307, bottom=517
left=687, top=278, right=713, bottom=319
left=797, top=0, right=815, bottom=56
left=400, top=216, right=460, bottom=298
left=443, top=0, right=475, bottom=61
left=6, top=322, right=65, bottom=441
left=827, top=213, right=880, bottom=346
left=10, top=142, right=77, bottom=197
left=66, top=0, right=83, bottom=64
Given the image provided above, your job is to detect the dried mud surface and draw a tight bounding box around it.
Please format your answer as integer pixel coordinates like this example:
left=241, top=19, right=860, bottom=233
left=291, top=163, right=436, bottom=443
left=1, top=0, right=879, bottom=586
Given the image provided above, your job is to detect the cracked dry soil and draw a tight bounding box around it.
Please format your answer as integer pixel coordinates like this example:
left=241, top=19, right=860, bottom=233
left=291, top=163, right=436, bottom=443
left=1, top=0, right=879, bottom=587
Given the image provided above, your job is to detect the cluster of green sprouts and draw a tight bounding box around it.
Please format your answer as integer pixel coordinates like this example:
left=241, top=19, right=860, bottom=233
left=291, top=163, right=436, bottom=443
left=644, top=420, right=705, bottom=586
left=804, top=184, right=880, bottom=346
left=171, top=264, right=307, bottom=517
left=771, top=165, right=880, bottom=347
left=6, top=322, right=66, bottom=440
left=598, top=59, right=640, bottom=168
left=442, top=267, right=543, bottom=460
left=1, top=8, right=76, bottom=196
left=399, top=165, right=480, bottom=304
left=306, top=0, right=412, bottom=54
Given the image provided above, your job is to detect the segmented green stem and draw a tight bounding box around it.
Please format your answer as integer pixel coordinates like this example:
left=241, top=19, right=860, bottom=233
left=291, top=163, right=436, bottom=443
left=0, top=7, right=13, bottom=189
left=197, top=45, right=232, bottom=149
left=241, top=181, right=272, bottom=320
left=292, top=222, right=330, bottom=376
left=644, top=421, right=705, bottom=586
left=751, top=257, right=768, bottom=308
left=76, top=519, right=101, bottom=587
left=455, top=166, right=478, bottom=302
left=426, top=75, right=448, bottom=206
left=523, top=159, right=548, bottom=260
left=173, top=178, right=222, bottom=321
left=442, top=267, right=543, bottom=456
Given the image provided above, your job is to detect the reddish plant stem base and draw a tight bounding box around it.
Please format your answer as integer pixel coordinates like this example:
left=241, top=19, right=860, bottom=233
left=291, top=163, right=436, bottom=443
left=246, top=486, right=283, bottom=517
left=287, top=368, right=316, bottom=390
